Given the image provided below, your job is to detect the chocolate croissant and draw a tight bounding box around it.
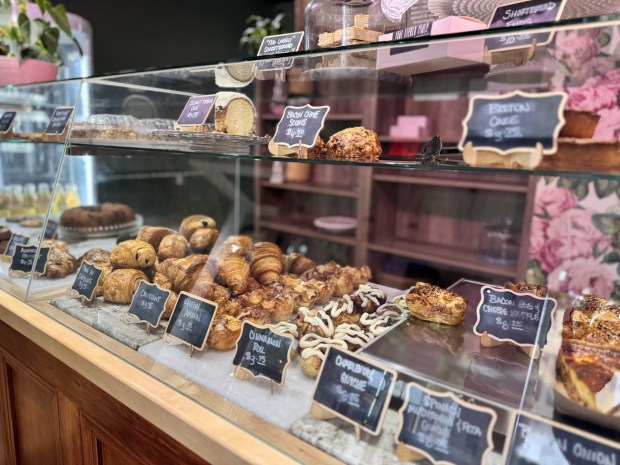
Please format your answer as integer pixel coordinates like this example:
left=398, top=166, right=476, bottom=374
left=250, top=242, right=282, bottom=286
left=189, top=228, right=220, bottom=254
left=157, top=254, right=209, bottom=293
left=136, top=226, right=176, bottom=250
left=217, top=254, right=250, bottom=296
left=102, top=269, right=148, bottom=304
left=110, top=240, right=157, bottom=269
left=157, top=234, right=189, bottom=261
left=179, top=214, right=217, bottom=239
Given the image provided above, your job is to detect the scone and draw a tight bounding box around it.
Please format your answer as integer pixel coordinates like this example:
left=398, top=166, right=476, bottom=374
left=406, top=282, right=468, bottom=326
left=326, top=127, right=382, bottom=161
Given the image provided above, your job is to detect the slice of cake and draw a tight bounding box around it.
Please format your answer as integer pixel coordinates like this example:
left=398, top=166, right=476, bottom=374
left=214, top=92, right=256, bottom=136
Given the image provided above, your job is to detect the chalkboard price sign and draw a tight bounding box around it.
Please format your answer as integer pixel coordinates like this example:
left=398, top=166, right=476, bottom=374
left=164, top=291, right=217, bottom=352
left=232, top=322, right=294, bottom=385
left=486, top=0, right=565, bottom=52
left=127, top=280, right=171, bottom=329
left=9, top=245, right=50, bottom=275
left=396, top=382, right=497, bottom=465
left=43, top=220, right=59, bottom=240
left=176, top=95, right=217, bottom=127
left=69, top=261, right=104, bottom=303
left=312, top=347, right=396, bottom=435
left=0, top=112, right=16, bottom=133
left=507, top=412, right=620, bottom=465
left=273, top=105, right=330, bottom=148
left=45, top=107, right=74, bottom=135
left=459, top=91, right=566, bottom=155
left=3, top=234, right=29, bottom=258
left=473, top=286, right=557, bottom=348
left=256, top=32, right=304, bottom=72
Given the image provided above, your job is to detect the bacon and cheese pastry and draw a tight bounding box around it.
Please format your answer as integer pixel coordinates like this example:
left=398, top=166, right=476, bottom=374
left=207, top=314, right=242, bottom=351
left=297, top=307, right=335, bottom=338
left=250, top=242, right=283, bottom=286
left=504, top=280, right=548, bottom=297
left=110, top=240, right=157, bottom=270
left=103, top=269, right=148, bottom=304
left=405, top=282, right=468, bottom=326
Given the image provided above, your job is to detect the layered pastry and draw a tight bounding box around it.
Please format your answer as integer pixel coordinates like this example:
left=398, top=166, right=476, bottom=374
left=504, top=280, right=548, bottom=298
left=103, top=269, right=147, bottom=304
left=326, top=127, right=382, bottom=161
left=60, top=203, right=135, bottom=230
left=157, top=234, right=189, bottom=261
left=217, top=253, right=251, bottom=296
left=405, top=282, right=468, bottom=326
left=207, top=314, right=242, bottom=351
left=44, top=241, right=78, bottom=279
left=179, top=215, right=219, bottom=254
left=250, top=242, right=283, bottom=286
left=110, top=240, right=157, bottom=270
left=136, top=226, right=175, bottom=250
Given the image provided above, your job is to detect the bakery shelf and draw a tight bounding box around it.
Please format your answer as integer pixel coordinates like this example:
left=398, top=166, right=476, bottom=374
left=261, top=180, right=359, bottom=198
left=373, top=173, right=530, bottom=193
left=368, top=238, right=517, bottom=278
left=259, top=218, right=357, bottom=246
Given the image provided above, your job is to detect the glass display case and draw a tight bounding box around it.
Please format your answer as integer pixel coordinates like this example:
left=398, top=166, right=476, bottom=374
left=1, top=14, right=619, bottom=465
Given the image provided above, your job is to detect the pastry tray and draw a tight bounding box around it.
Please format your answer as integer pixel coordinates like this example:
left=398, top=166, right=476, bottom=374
left=150, top=130, right=271, bottom=155
left=59, top=214, right=143, bottom=240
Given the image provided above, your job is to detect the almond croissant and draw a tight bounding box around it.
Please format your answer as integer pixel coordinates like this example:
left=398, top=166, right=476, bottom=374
left=250, top=242, right=282, bottom=286
left=217, top=254, right=250, bottom=296
left=157, top=234, right=189, bottom=261
left=179, top=214, right=217, bottom=239
left=189, top=228, right=220, bottom=254
left=110, top=240, right=157, bottom=269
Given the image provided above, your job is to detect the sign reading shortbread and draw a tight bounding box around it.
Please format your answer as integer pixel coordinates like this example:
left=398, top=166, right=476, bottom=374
left=273, top=104, right=330, bottom=148
left=232, top=322, right=294, bottom=385
left=68, top=261, right=104, bottom=303
left=0, top=111, right=16, bottom=133
left=164, top=291, right=216, bottom=352
left=506, top=412, right=620, bottom=465
left=473, top=286, right=557, bottom=348
left=396, top=382, right=497, bottom=465
left=127, top=281, right=171, bottom=329
left=9, top=245, right=49, bottom=276
left=486, top=0, right=565, bottom=52
left=45, top=107, right=74, bottom=134
left=256, top=31, right=304, bottom=72
left=312, top=347, right=395, bottom=435
left=459, top=91, right=566, bottom=155
left=176, top=95, right=217, bottom=127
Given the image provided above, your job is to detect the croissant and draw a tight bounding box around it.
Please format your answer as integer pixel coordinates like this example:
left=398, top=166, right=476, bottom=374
left=186, top=278, right=230, bottom=303
left=78, top=248, right=111, bottom=266
left=157, top=234, right=189, bottom=261
left=179, top=214, right=217, bottom=239
left=207, top=314, right=242, bottom=351
left=153, top=272, right=173, bottom=291
left=136, top=226, right=176, bottom=250
left=250, top=242, right=282, bottom=286
left=157, top=254, right=209, bottom=293
left=95, top=264, right=113, bottom=297
left=285, top=253, right=317, bottom=276
left=162, top=290, right=178, bottom=319
left=189, top=228, right=220, bottom=254
left=217, top=254, right=250, bottom=296
left=110, top=240, right=156, bottom=269
left=103, top=269, right=148, bottom=304
left=45, top=247, right=78, bottom=279
left=219, top=235, right=253, bottom=257
left=42, top=239, right=69, bottom=253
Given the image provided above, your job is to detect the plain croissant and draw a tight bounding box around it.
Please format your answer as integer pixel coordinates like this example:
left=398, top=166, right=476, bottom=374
left=157, top=254, right=209, bottom=293
left=250, top=242, right=282, bottom=286
left=103, top=268, right=148, bottom=304
left=217, top=254, right=250, bottom=296
left=110, top=240, right=156, bottom=269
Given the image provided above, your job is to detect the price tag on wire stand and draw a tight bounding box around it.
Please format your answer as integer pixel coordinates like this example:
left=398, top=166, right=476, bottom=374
left=255, top=31, right=304, bottom=72
left=67, top=261, right=104, bottom=304
left=45, top=107, right=74, bottom=135
left=164, top=291, right=217, bottom=355
left=125, top=280, right=171, bottom=332
left=273, top=104, right=330, bottom=149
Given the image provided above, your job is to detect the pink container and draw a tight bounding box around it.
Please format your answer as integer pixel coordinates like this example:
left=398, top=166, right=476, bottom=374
left=0, top=57, right=58, bottom=86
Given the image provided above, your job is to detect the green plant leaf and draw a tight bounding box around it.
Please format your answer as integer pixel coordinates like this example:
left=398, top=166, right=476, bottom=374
left=592, top=213, right=620, bottom=235
left=17, top=12, right=30, bottom=43
left=48, top=4, right=71, bottom=37
left=35, top=0, right=47, bottom=14
left=40, top=26, right=59, bottom=57
left=594, top=179, right=617, bottom=198
left=602, top=251, right=620, bottom=264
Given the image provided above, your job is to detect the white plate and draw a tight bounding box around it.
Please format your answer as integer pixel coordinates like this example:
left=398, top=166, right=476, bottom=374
left=313, top=216, right=357, bottom=233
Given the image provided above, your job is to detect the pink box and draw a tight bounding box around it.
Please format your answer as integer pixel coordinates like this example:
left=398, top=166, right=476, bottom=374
left=376, top=16, right=487, bottom=75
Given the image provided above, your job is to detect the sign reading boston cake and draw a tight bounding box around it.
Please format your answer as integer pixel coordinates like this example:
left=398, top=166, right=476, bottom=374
left=256, top=31, right=304, bottom=72
left=395, top=382, right=497, bottom=465
left=273, top=105, right=330, bottom=148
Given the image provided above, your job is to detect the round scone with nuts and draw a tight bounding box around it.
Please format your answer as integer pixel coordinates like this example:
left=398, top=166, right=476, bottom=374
left=326, top=127, right=382, bottom=161
left=405, top=282, right=468, bottom=326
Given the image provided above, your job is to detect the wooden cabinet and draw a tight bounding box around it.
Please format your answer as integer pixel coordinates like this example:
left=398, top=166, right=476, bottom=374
left=0, top=321, right=209, bottom=465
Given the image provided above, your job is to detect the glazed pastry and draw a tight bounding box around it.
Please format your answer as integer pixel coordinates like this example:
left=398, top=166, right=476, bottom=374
left=297, top=307, right=335, bottom=338
left=78, top=248, right=111, bottom=266
left=207, top=314, right=242, bottom=351
left=351, top=284, right=386, bottom=313
left=406, top=282, right=468, bottom=326
left=110, top=240, right=157, bottom=269
left=157, top=234, right=189, bottom=261
left=284, top=253, right=317, bottom=276
left=41, top=239, right=69, bottom=253
left=325, top=295, right=360, bottom=325
left=189, top=228, right=220, bottom=254
left=45, top=247, right=78, bottom=279
left=136, top=226, right=176, bottom=250
left=333, top=323, right=374, bottom=351
left=299, top=333, right=347, bottom=378
left=360, top=304, right=407, bottom=336
left=217, top=254, right=250, bottom=296
left=326, top=127, right=382, bottom=161
left=219, top=235, right=253, bottom=257
left=179, top=214, right=217, bottom=239
left=102, top=269, right=148, bottom=304
left=162, top=291, right=178, bottom=319
left=250, top=242, right=283, bottom=286
left=270, top=321, right=299, bottom=338
left=504, top=280, right=548, bottom=298
left=157, top=254, right=209, bottom=292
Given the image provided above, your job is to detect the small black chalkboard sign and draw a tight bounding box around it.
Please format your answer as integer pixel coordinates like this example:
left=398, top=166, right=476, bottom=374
left=176, top=95, right=216, bottom=127
left=43, top=220, right=59, bottom=240
left=256, top=32, right=304, bottom=72
left=473, top=286, right=557, bottom=348
left=508, top=412, right=620, bottom=465
left=4, top=234, right=29, bottom=258
left=232, top=322, right=294, bottom=385
left=312, top=346, right=396, bottom=435
left=459, top=91, right=566, bottom=155
left=127, top=280, right=171, bottom=329
left=486, top=0, right=565, bottom=52
left=69, top=261, right=104, bottom=303
left=0, top=112, right=16, bottom=133
left=9, top=245, right=50, bottom=275
left=273, top=105, right=330, bottom=148
left=396, top=382, right=497, bottom=465
left=44, top=107, right=74, bottom=135
left=164, top=291, right=217, bottom=351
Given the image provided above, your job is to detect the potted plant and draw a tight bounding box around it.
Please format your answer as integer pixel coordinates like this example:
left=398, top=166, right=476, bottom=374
left=239, top=13, right=286, bottom=56
left=0, top=0, right=82, bottom=86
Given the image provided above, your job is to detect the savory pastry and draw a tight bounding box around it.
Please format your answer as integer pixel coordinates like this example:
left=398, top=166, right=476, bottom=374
left=60, top=203, right=135, bottom=229
left=504, top=280, right=548, bottom=298
left=136, top=226, right=176, bottom=250
left=157, top=254, right=210, bottom=293
left=250, top=242, right=283, bottom=286
left=179, top=214, right=217, bottom=239
left=157, top=234, right=189, bottom=261
left=351, top=284, right=386, bottom=313
left=217, top=254, right=250, bottom=296
left=306, top=136, right=327, bottom=160
left=406, top=282, right=468, bottom=326
left=214, top=92, right=256, bottom=136
left=110, top=240, right=157, bottom=270
left=78, top=248, right=111, bottom=266
left=44, top=247, right=78, bottom=279
left=189, top=228, right=220, bottom=254
left=299, top=334, right=347, bottom=378
left=102, top=269, right=148, bottom=304
left=326, top=127, right=382, bottom=161
left=207, top=314, right=242, bottom=351
left=297, top=307, right=335, bottom=338
left=284, top=253, right=317, bottom=276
